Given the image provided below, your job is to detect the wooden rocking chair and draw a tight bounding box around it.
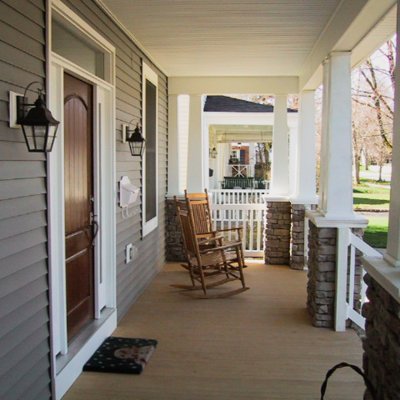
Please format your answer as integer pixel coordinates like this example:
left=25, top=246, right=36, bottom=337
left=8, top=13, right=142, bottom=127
left=172, top=197, right=249, bottom=298
left=184, top=189, right=247, bottom=269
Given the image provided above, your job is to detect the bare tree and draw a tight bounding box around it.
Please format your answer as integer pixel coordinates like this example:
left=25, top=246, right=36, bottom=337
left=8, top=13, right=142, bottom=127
left=353, top=39, right=395, bottom=150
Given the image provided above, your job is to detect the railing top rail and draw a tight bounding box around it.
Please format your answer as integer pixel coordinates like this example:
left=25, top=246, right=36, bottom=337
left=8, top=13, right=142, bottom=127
left=350, top=233, right=383, bottom=258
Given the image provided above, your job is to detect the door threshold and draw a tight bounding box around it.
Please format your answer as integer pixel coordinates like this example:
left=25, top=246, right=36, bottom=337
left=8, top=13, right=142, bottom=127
left=54, top=308, right=116, bottom=399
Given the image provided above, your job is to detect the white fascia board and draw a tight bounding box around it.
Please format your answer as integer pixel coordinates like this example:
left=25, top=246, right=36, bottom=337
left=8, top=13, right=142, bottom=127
left=204, top=112, right=275, bottom=126
left=204, top=111, right=298, bottom=127
left=300, top=0, right=396, bottom=90
left=169, top=76, right=299, bottom=95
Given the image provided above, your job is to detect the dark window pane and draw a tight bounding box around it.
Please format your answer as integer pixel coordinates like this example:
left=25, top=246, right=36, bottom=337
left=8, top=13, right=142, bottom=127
left=145, top=80, right=157, bottom=223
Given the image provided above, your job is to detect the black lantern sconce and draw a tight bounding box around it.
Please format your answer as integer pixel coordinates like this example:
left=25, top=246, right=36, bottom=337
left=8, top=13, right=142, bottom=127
left=11, top=81, right=60, bottom=152
left=122, top=122, right=145, bottom=157
left=209, top=146, right=218, bottom=159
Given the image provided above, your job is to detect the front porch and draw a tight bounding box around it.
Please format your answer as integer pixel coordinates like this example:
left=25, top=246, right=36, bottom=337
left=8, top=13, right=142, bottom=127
left=64, top=262, right=364, bottom=400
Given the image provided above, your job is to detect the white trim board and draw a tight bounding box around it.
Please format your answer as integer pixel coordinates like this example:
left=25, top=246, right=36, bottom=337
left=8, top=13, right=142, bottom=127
left=47, top=1, right=117, bottom=398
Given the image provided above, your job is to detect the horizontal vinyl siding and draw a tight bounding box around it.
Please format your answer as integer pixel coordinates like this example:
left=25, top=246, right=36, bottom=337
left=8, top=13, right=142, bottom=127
left=0, top=1, right=51, bottom=399
left=61, top=0, right=168, bottom=320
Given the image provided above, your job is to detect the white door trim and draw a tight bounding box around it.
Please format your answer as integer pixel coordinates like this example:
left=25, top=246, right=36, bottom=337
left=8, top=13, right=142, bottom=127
left=46, top=1, right=116, bottom=399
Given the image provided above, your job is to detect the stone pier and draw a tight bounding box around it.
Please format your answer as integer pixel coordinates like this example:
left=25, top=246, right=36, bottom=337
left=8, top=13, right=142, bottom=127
left=265, top=201, right=291, bottom=265
left=290, top=204, right=306, bottom=270
left=165, top=198, right=186, bottom=262
left=362, top=275, right=400, bottom=400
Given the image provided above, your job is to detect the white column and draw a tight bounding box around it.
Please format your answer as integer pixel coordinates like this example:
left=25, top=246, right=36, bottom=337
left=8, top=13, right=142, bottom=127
left=249, top=142, right=255, bottom=177
left=385, top=4, right=400, bottom=267
left=292, top=90, right=317, bottom=204
left=167, top=94, right=181, bottom=195
left=319, top=52, right=355, bottom=219
left=270, top=94, right=289, bottom=196
left=288, top=125, right=298, bottom=197
left=186, top=94, right=205, bottom=192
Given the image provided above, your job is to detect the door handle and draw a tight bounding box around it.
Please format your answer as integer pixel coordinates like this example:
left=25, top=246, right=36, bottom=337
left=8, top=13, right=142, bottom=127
left=90, top=212, right=99, bottom=246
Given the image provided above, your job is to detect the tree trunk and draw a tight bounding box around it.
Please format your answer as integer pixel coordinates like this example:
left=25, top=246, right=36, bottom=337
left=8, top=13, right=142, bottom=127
left=364, top=148, right=369, bottom=170
left=354, top=154, right=361, bottom=184
left=378, top=163, right=383, bottom=182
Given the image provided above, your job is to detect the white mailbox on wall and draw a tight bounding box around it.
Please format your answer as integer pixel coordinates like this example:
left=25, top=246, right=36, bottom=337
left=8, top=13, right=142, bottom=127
left=119, top=176, right=139, bottom=208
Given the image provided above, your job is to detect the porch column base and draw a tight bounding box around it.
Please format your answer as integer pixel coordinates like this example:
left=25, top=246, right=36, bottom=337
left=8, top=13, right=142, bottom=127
left=307, top=220, right=365, bottom=328
left=165, top=197, right=186, bottom=262
left=307, top=222, right=336, bottom=328
left=362, top=273, right=400, bottom=400
left=265, top=201, right=291, bottom=265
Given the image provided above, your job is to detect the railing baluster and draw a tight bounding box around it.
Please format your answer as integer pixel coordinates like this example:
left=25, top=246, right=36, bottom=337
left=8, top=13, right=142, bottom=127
left=348, top=244, right=356, bottom=309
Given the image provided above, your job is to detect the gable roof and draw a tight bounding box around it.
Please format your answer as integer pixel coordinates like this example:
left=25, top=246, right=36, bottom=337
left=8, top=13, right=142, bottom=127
left=204, top=95, right=297, bottom=113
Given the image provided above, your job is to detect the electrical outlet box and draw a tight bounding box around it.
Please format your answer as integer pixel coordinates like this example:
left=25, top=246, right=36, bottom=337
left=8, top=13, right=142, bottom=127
left=125, top=243, right=133, bottom=263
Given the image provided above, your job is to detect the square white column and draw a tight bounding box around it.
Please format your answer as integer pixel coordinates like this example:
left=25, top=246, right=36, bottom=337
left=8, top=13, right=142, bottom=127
left=270, top=94, right=289, bottom=196
left=319, top=52, right=356, bottom=220
left=167, top=94, right=180, bottom=196
left=186, top=94, right=205, bottom=192
left=385, top=3, right=400, bottom=267
left=291, top=90, right=318, bottom=205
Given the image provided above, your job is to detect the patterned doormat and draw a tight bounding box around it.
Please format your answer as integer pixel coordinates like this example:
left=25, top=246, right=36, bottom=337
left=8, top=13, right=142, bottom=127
left=83, top=337, right=158, bottom=374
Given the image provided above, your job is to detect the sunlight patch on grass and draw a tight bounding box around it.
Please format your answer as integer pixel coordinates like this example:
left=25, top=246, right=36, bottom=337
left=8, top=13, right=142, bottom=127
left=364, top=216, right=388, bottom=248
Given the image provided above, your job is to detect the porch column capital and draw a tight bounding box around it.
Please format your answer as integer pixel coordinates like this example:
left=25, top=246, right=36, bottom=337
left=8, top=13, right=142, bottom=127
left=270, top=94, right=289, bottom=196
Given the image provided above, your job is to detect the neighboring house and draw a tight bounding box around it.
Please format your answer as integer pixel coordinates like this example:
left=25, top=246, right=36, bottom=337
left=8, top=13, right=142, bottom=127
left=0, top=1, right=400, bottom=400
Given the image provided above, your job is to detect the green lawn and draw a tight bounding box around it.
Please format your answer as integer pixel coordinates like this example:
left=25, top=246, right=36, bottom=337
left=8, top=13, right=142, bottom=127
left=353, top=180, right=390, bottom=248
left=363, top=216, right=388, bottom=248
left=353, top=180, right=390, bottom=211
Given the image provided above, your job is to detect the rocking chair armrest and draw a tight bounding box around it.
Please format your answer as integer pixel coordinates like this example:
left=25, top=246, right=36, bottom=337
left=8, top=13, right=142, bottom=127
left=197, top=234, right=224, bottom=245
left=199, top=241, right=242, bottom=254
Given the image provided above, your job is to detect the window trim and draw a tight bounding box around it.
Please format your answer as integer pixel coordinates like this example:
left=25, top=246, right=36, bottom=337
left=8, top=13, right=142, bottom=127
left=142, top=62, right=159, bottom=237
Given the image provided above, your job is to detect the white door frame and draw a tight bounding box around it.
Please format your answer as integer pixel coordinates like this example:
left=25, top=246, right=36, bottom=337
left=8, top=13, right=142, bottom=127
left=46, top=1, right=116, bottom=398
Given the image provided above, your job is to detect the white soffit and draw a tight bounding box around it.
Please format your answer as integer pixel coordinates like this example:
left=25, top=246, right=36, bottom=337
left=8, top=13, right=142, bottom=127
left=101, top=0, right=342, bottom=77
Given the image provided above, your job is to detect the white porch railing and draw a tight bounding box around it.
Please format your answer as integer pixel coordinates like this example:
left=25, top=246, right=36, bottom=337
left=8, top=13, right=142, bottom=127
left=335, top=228, right=383, bottom=331
left=225, top=164, right=254, bottom=178
left=210, top=189, right=267, bottom=257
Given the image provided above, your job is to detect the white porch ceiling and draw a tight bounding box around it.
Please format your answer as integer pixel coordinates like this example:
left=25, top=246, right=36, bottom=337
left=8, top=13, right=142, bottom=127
left=101, top=0, right=396, bottom=83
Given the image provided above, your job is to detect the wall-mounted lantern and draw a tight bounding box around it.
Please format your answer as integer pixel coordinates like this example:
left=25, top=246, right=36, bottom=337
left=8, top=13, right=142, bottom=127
left=209, top=146, right=218, bottom=159
left=122, top=122, right=145, bottom=157
left=10, top=81, right=60, bottom=152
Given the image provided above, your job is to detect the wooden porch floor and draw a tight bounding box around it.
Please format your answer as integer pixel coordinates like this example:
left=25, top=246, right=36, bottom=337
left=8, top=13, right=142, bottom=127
left=64, top=262, right=364, bottom=400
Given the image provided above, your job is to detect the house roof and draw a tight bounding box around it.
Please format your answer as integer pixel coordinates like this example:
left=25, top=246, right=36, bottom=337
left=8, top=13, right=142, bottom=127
left=204, top=96, right=297, bottom=113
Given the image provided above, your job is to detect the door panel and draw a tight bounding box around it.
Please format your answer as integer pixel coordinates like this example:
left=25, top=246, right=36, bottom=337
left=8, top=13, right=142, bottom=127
left=64, top=73, right=94, bottom=340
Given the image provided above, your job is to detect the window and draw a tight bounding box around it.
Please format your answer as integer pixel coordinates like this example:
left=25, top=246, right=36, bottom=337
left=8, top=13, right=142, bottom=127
left=142, top=62, right=158, bottom=236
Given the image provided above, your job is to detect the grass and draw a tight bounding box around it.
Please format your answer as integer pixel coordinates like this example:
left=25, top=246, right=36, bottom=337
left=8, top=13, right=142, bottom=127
left=353, top=180, right=390, bottom=248
left=363, top=216, right=388, bottom=248
left=353, top=179, right=390, bottom=211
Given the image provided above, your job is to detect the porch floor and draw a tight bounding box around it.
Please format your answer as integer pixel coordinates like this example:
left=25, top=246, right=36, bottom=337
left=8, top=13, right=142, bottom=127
left=64, top=262, right=364, bottom=400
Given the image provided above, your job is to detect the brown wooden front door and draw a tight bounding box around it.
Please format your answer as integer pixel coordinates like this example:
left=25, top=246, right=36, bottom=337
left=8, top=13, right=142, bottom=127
left=64, top=73, right=94, bottom=340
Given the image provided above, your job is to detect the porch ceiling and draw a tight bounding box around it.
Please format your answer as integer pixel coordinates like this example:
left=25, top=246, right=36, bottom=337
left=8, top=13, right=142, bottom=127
left=101, top=0, right=396, bottom=82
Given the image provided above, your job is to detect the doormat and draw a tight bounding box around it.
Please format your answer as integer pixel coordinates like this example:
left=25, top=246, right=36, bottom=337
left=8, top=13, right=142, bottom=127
left=83, top=337, right=158, bottom=374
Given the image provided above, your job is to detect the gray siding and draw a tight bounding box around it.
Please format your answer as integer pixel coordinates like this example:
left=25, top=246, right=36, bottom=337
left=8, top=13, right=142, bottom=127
left=0, top=0, right=51, bottom=399
left=61, top=0, right=168, bottom=319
